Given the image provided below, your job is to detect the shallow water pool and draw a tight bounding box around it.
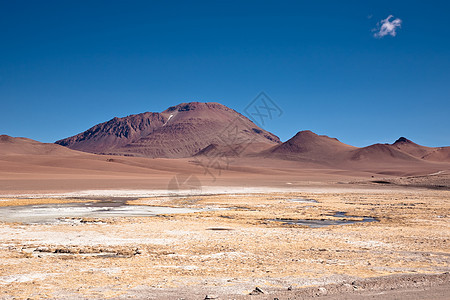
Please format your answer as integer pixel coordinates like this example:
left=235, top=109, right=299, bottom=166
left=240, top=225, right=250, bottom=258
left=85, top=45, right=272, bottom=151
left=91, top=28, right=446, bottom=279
left=0, top=200, right=203, bottom=224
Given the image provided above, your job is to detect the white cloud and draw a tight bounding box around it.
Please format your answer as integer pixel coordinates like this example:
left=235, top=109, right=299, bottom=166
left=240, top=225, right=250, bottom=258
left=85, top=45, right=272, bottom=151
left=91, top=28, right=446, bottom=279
left=373, top=15, right=402, bottom=38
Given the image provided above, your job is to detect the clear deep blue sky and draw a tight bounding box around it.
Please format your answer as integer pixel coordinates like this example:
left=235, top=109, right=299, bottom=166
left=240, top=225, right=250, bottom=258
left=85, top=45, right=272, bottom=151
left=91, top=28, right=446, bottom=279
left=1, top=0, right=449, bottom=146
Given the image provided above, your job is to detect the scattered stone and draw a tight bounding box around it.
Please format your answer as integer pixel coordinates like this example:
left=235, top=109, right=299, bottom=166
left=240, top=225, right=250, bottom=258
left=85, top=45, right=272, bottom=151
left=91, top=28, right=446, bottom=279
left=249, top=287, right=266, bottom=295
left=34, top=246, right=50, bottom=252
left=54, top=248, right=71, bottom=254
left=316, top=287, right=327, bottom=295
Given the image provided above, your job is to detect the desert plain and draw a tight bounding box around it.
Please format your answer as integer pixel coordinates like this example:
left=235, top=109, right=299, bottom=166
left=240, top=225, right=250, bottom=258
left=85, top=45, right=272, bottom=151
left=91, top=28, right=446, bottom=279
left=0, top=174, right=449, bottom=299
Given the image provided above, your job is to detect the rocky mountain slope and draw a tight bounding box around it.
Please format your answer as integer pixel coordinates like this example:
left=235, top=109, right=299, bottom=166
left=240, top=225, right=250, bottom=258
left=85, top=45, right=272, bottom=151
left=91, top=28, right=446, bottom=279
left=56, top=102, right=280, bottom=158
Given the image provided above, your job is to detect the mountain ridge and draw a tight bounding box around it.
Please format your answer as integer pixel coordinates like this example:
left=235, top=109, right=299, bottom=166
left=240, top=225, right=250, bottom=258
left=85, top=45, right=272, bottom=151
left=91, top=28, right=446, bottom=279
left=52, top=102, right=450, bottom=163
left=55, top=102, right=280, bottom=158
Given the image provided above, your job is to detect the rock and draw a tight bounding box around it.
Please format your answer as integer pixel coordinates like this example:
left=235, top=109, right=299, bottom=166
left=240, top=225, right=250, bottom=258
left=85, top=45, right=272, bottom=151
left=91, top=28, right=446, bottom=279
left=316, top=287, right=327, bottom=295
left=54, top=248, right=71, bottom=253
left=34, top=246, right=50, bottom=253
left=249, top=287, right=266, bottom=295
left=204, top=295, right=218, bottom=300
left=351, top=280, right=361, bottom=290
left=287, top=285, right=293, bottom=290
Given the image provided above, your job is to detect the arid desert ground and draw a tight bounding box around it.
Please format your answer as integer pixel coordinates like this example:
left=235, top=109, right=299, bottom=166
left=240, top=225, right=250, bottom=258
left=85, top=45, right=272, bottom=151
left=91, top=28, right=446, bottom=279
left=0, top=155, right=449, bottom=299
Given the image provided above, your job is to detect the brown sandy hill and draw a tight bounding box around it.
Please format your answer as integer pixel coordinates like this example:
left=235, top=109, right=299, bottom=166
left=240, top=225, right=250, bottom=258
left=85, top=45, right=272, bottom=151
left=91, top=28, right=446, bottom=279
left=1, top=134, right=449, bottom=193
left=0, top=135, right=78, bottom=156
left=253, top=131, right=448, bottom=177
left=348, top=143, right=420, bottom=162
left=422, top=148, right=450, bottom=161
left=261, top=130, right=356, bottom=164
left=342, top=143, right=446, bottom=177
left=391, top=137, right=450, bottom=162
left=56, top=102, right=280, bottom=158
left=0, top=135, right=366, bottom=192
left=0, top=135, right=198, bottom=176
left=0, top=135, right=202, bottom=193
left=259, top=131, right=444, bottom=166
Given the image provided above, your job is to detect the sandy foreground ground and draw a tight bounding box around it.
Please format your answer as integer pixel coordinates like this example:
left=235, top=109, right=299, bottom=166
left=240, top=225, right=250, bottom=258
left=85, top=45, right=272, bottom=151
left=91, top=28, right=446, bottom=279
left=0, top=187, right=449, bottom=299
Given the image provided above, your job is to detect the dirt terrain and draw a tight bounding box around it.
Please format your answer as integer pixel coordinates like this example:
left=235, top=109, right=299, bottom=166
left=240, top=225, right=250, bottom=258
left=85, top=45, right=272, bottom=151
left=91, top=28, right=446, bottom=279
left=0, top=188, right=448, bottom=299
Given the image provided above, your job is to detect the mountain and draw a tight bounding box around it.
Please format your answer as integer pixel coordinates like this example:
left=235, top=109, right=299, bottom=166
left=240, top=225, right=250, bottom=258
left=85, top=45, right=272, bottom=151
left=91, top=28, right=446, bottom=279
left=390, top=137, right=433, bottom=158
left=260, top=132, right=449, bottom=165
left=348, top=143, right=420, bottom=162
left=56, top=102, right=280, bottom=158
left=263, top=130, right=356, bottom=163
left=391, top=137, right=450, bottom=162
left=55, top=112, right=166, bottom=153
left=54, top=102, right=449, bottom=164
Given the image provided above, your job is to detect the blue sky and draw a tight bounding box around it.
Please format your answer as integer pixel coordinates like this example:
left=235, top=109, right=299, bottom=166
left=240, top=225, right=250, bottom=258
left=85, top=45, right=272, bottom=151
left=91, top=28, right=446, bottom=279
left=0, top=0, right=449, bottom=147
